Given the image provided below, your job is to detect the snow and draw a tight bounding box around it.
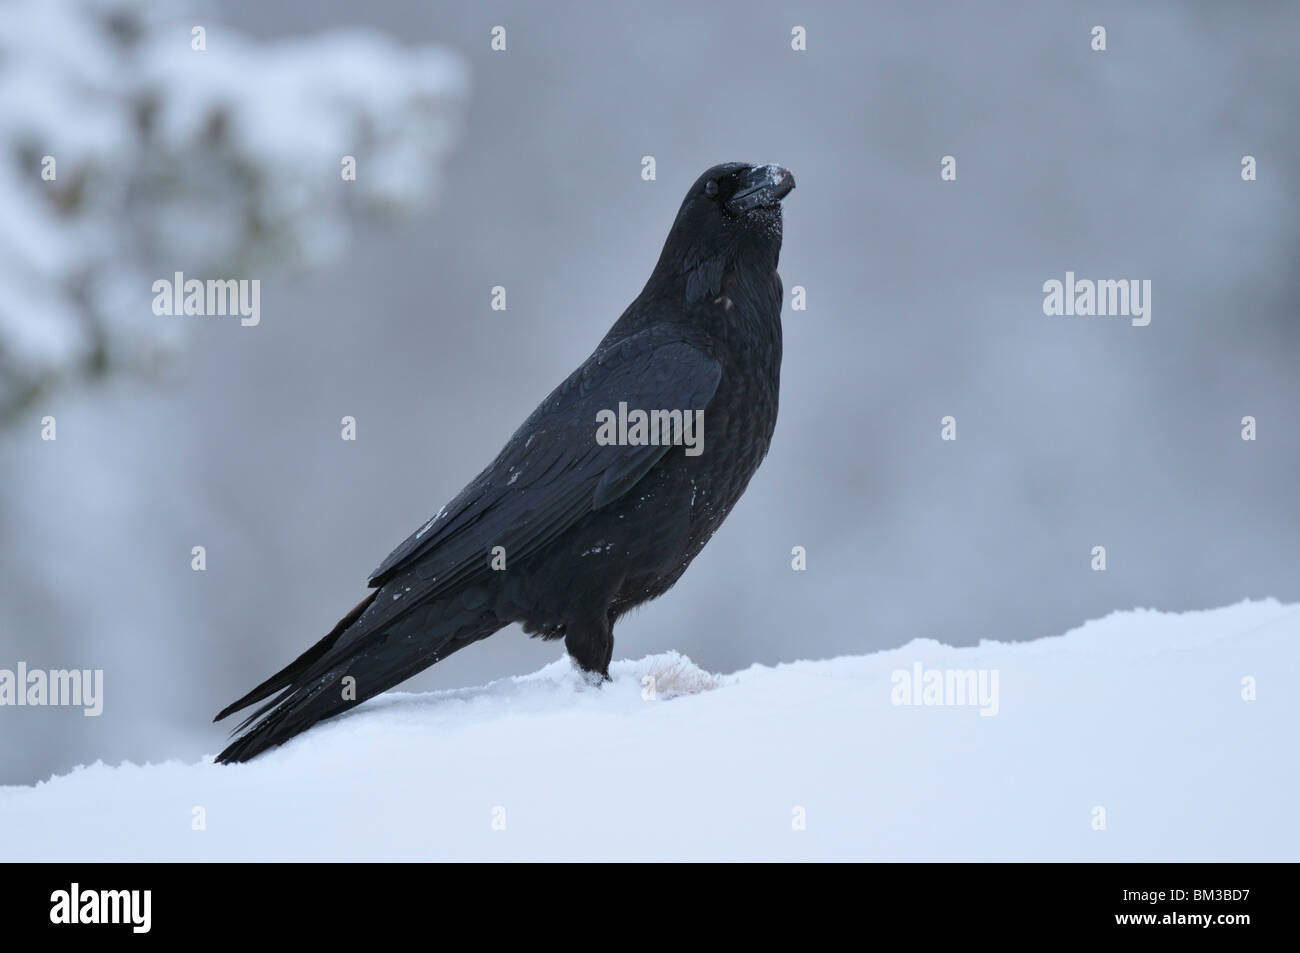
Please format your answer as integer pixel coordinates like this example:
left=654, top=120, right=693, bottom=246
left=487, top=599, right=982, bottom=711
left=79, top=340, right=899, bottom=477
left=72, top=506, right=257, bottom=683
left=2, top=600, right=1296, bottom=861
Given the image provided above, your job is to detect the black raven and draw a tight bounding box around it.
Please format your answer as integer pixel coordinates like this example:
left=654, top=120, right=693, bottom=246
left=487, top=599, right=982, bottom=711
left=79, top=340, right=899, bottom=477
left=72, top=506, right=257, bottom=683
left=214, top=161, right=795, bottom=762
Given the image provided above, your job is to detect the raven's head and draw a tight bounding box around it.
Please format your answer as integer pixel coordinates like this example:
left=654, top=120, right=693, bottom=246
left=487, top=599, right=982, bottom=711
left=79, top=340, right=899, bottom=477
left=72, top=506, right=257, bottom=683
left=652, top=161, right=795, bottom=304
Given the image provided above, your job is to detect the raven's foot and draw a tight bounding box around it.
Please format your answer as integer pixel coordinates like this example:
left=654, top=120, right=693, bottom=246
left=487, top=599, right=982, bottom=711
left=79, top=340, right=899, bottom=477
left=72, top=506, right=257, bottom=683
left=576, top=665, right=612, bottom=688
left=565, top=617, right=613, bottom=684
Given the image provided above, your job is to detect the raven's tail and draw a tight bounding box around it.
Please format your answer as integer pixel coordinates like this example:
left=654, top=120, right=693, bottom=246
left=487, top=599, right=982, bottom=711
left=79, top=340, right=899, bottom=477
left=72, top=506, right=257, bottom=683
left=213, top=594, right=502, bottom=764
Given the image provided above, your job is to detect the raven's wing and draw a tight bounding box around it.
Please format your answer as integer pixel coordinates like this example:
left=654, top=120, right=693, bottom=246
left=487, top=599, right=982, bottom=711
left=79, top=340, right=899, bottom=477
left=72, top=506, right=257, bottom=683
left=213, top=331, right=720, bottom=752
left=337, top=329, right=720, bottom=647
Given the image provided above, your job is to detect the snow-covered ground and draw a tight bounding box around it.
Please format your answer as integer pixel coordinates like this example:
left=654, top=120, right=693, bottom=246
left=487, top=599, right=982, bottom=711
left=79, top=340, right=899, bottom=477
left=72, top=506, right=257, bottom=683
left=3, top=600, right=1296, bottom=861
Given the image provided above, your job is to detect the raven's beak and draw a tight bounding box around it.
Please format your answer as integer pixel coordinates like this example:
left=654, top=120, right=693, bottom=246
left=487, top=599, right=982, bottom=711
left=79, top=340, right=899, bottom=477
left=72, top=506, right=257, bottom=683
left=727, top=164, right=796, bottom=213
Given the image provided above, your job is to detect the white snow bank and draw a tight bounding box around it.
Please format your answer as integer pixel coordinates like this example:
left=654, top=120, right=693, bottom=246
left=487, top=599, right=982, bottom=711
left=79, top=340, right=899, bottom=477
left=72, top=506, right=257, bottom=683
left=3, top=600, right=1297, bottom=861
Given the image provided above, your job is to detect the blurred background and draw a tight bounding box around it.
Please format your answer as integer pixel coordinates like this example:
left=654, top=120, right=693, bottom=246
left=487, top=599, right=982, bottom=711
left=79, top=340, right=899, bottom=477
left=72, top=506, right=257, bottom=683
left=2, top=0, right=1297, bottom=784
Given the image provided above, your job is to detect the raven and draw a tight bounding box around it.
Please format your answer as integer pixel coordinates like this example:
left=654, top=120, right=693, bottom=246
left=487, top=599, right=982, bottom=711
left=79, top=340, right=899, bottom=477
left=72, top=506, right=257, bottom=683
left=214, top=161, right=795, bottom=762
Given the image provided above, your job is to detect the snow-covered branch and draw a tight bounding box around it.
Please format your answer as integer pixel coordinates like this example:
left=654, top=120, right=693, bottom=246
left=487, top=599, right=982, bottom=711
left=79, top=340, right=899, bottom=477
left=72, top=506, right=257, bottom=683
left=0, top=0, right=466, bottom=422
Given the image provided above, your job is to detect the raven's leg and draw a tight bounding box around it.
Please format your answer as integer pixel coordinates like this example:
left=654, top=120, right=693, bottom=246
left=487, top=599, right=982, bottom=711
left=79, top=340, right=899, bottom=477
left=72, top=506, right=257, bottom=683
left=565, top=616, right=613, bottom=683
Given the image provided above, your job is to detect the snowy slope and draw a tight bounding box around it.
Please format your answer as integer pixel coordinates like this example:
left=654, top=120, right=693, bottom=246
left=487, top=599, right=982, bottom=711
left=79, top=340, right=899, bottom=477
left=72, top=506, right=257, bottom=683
left=2, top=600, right=1296, bottom=861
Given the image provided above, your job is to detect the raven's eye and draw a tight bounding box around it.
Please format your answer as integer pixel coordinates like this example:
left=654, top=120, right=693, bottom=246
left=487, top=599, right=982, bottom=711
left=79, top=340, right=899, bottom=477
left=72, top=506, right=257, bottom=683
left=704, top=179, right=719, bottom=199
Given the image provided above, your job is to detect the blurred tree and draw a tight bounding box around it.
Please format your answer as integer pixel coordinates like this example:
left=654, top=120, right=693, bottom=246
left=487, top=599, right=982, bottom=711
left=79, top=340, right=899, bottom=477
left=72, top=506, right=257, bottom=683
left=0, top=0, right=466, bottom=424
